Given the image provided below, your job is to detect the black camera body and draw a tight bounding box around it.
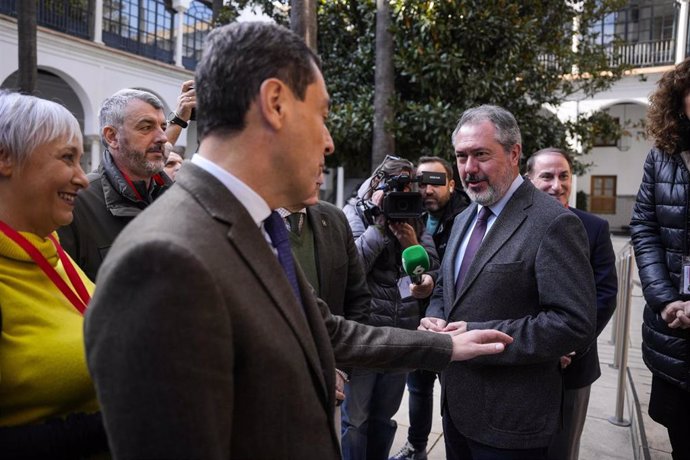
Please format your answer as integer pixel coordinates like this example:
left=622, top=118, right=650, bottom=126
left=355, top=171, right=446, bottom=224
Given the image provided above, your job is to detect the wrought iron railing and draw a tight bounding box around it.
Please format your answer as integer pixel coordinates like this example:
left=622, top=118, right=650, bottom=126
left=0, top=0, right=211, bottom=70
left=102, top=0, right=175, bottom=65
left=182, top=0, right=212, bottom=71
left=0, top=0, right=92, bottom=39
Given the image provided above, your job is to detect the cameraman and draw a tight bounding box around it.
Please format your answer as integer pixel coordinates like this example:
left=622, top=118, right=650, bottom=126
left=391, top=156, right=470, bottom=460
left=341, top=156, right=439, bottom=460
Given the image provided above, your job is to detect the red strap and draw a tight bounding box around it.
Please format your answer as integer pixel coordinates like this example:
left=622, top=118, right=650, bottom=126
left=0, top=221, right=89, bottom=314
left=47, top=234, right=91, bottom=306
left=121, top=171, right=144, bottom=201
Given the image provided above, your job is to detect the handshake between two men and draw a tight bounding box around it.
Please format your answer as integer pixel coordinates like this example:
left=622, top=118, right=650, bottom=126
left=422, top=317, right=513, bottom=362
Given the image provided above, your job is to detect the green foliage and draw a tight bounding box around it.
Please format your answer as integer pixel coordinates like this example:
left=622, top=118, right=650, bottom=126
left=220, top=0, right=629, bottom=173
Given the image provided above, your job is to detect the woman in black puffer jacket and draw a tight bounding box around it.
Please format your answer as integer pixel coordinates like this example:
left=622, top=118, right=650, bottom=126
left=630, top=58, right=690, bottom=460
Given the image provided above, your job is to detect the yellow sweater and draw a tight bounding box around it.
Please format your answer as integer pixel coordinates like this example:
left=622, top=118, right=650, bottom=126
left=0, top=230, right=98, bottom=426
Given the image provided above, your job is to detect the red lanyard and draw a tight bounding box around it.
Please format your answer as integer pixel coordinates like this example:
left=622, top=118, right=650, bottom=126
left=121, top=172, right=164, bottom=202
left=121, top=171, right=144, bottom=201
left=0, top=221, right=90, bottom=314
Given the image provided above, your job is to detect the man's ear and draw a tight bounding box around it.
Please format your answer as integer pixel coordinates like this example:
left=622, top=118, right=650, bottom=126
left=0, top=148, right=14, bottom=177
left=510, top=144, right=522, bottom=166
left=102, top=126, right=119, bottom=150
left=258, top=78, right=288, bottom=131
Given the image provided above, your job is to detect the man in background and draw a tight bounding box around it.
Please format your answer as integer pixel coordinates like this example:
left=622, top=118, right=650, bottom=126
left=277, top=170, right=371, bottom=433
left=526, top=147, right=618, bottom=460
left=58, top=89, right=172, bottom=281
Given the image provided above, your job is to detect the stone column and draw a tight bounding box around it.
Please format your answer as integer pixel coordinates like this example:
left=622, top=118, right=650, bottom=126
left=88, top=135, right=102, bottom=171
left=93, top=0, right=103, bottom=44
left=676, top=0, right=689, bottom=64
left=172, top=0, right=191, bottom=67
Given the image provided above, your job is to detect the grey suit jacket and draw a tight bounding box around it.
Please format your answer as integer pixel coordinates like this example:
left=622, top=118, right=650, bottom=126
left=306, top=201, right=370, bottom=322
left=84, top=163, right=452, bottom=460
left=427, top=179, right=596, bottom=450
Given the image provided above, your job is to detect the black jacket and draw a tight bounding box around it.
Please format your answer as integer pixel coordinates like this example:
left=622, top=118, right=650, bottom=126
left=564, top=207, right=618, bottom=389
left=630, top=147, right=690, bottom=391
left=422, top=189, right=470, bottom=262
left=58, top=151, right=172, bottom=282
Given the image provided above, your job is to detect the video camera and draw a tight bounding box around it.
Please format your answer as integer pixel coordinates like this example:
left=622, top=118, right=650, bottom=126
left=357, top=171, right=447, bottom=224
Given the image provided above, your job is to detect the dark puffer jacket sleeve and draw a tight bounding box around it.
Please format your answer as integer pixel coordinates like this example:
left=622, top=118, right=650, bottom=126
left=630, top=147, right=690, bottom=391
left=630, top=148, right=687, bottom=312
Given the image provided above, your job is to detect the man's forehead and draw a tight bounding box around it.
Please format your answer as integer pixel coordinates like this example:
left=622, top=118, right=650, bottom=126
left=125, top=99, right=162, bottom=116
left=453, top=121, right=497, bottom=147
left=534, top=153, right=571, bottom=172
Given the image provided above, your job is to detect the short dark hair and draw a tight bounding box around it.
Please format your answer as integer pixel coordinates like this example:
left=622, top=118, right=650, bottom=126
left=195, top=22, right=321, bottom=140
left=418, top=155, right=453, bottom=180
left=525, top=147, right=573, bottom=175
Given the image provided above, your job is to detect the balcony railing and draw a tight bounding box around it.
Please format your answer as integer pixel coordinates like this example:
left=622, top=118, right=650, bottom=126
left=0, top=0, right=211, bottom=70
left=607, top=38, right=675, bottom=68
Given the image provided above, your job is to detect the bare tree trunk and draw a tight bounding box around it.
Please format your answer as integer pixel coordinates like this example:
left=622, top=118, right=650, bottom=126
left=17, top=0, right=37, bottom=94
left=290, top=0, right=317, bottom=51
left=372, top=0, right=394, bottom=171
left=212, top=0, right=223, bottom=25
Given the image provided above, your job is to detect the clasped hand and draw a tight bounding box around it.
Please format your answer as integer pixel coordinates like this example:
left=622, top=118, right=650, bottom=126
left=661, top=301, right=690, bottom=329
left=418, top=317, right=513, bottom=362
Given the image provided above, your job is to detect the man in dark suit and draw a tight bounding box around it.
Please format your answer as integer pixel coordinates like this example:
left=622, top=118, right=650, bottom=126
left=83, top=23, right=512, bottom=459
left=526, top=147, right=618, bottom=460
left=420, top=105, right=596, bottom=459
left=277, top=179, right=371, bottom=429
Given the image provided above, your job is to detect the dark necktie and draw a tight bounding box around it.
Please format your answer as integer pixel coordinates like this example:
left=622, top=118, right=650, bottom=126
left=286, top=213, right=302, bottom=237
left=264, top=211, right=303, bottom=305
left=455, top=206, right=493, bottom=292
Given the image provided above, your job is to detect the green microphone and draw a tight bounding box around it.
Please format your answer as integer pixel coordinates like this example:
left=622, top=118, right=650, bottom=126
left=402, top=245, right=430, bottom=285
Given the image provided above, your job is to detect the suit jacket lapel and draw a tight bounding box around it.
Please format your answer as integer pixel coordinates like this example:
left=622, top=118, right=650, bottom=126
left=177, top=164, right=330, bottom=404
left=449, top=181, right=533, bottom=315
left=442, top=205, right=476, bottom=318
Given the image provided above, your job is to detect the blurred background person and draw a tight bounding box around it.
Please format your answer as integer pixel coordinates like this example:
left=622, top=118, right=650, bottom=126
left=526, top=147, right=617, bottom=460
left=630, top=57, right=690, bottom=460
left=0, top=91, right=108, bottom=457
left=342, top=155, right=439, bottom=460
left=163, top=143, right=184, bottom=181
left=277, top=167, right=371, bottom=438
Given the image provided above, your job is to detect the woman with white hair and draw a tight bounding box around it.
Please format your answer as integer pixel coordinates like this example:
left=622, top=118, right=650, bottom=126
left=0, top=91, right=108, bottom=457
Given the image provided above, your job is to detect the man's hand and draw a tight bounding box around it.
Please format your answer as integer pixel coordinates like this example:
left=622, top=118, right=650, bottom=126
left=450, top=329, right=513, bottom=361
left=335, top=369, right=347, bottom=406
left=419, top=316, right=447, bottom=332
left=389, top=221, right=419, bottom=249
left=442, top=321, right=467, bottom=334
left=174, top=80, right=196, bottom=121
left=560, top=351, right=576, bottom=369
left=410, top=274, right=434, bottom=299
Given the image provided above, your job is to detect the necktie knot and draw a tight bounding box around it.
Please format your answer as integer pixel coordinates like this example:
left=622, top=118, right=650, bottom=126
left=286, top=213, right=302, bottom=237
left=477, top=206, right=493, bottom=223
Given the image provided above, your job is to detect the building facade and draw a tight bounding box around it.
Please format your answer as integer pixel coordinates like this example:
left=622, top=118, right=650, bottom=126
left=559, top=0, right=688, bottom=230
left=0, top=0, right=211, bottom=172
left=0, top=0, right=686, bottom=226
